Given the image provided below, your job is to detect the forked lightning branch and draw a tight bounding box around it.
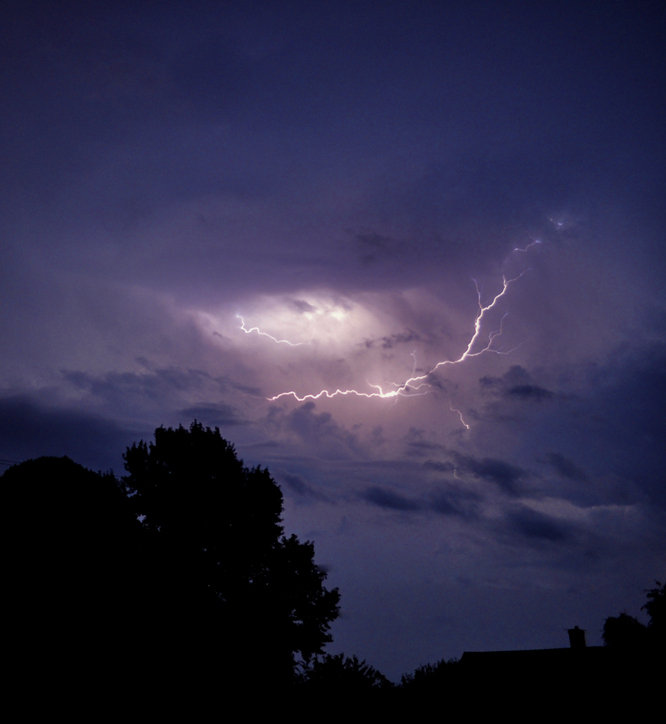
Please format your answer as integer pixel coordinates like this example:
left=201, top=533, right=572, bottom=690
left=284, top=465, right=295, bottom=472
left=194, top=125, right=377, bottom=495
left=237, top=242, right=541, bottom=413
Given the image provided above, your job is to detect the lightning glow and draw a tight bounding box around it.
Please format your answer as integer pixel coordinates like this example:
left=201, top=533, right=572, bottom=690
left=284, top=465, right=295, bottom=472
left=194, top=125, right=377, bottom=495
left=266, top=266, right=534, bottom=403
left=229, top=243, right=541, bottom=428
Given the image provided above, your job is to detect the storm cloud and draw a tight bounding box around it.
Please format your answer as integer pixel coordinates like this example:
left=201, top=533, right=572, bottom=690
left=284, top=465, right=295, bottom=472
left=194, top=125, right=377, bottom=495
left=2, top=1, right=665, bottom=681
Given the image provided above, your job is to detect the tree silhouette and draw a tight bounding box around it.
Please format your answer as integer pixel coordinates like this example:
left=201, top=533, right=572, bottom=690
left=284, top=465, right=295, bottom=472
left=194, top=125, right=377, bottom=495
left=602, top=579, right=665, bottom=650
left=4, top=429, right=339, bottom=704
left=642, top=580, right=665, bottom=644
left=122, top=421, right=340, bottom=686
left=602, top=612, right=648, bottom=648
left=400, top=657, right=461, bottom=690
left=4, top=456, right=166, bottom=706
left=301, top=653, right=391, bottom=692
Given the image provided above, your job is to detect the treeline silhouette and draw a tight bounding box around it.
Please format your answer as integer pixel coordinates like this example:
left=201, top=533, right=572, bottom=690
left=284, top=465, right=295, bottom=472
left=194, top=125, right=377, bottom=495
left=4, top=422, right=663, bottom=712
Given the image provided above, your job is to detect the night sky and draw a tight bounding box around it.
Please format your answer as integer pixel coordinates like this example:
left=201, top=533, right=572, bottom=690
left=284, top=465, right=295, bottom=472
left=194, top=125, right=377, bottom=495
left=2, top=1, right=665, bottom=680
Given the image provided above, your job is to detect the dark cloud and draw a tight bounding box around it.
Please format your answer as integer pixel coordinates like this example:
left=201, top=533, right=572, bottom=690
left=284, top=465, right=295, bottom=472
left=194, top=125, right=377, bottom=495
left=63, top=367, right=228, bottom=400
left=453, top=453, right=527, bottom=496
left=403, top=429, right=447, bottom=458
left=361, top=478, right=481, bottom=519
left=544, top=453, right=590, bottom=484
left=286, top=298, right=317, bottom=314
left=60, top=366, right=262, bottom=418
left=423, top=460, right=455, bottom=474
left=266, top=402, right=361, bottom=457
left=362, top=482, right=481, bottom=518
left=178, top=403, right=244, bottom=428
left=380, top=155, right=574, bottom=266
left=363, top=330, right=421, bottom=350
left=480, top=366, right=554, bottom=403
left=362, top=486, right=420, bottom=512
left=507, top=385, right=554, bottom=402
left=0, top=395, right=139, bottom=473
left=354, top=233, right=407, bottom=265
left=281, top=472, right=330, bottom=503
left=282, top=473, right=311, bottom=496
left=505, top=506, right=569, bottom=543
left=579, top=342, right=666, bottom=507
left=428, top=485, right=481, bottom=520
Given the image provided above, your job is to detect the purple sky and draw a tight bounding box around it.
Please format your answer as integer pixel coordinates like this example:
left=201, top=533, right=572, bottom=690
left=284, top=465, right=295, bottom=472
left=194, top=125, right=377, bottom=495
left=2, top=1, right=665, bottom=679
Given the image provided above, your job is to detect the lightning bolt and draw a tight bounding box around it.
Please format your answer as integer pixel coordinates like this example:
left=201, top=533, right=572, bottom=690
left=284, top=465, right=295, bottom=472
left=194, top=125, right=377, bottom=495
left=237, top=315, right=309, bottom=347
left=513, top=239, right=541, bottom=253
left=237, top=240, right=541, bottom=426
left=449, top=400, right=470, bottom=430
left=267, top=267, right=531, bottom=403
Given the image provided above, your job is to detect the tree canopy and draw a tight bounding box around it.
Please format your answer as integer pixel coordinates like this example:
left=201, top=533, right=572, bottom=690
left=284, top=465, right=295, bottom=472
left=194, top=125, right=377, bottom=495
left=122, top=422, right=340, bottom=682
left=302, top=653, right=391, bottom=692
left=642, top=580, right=665, bottom=642
left=602, top=612, right=649, bottom=648
left=5, top=423, right=339, bottom=702
left=602, top=579, right=665, bottom=650
left=4, top=456, right=167, bottom=704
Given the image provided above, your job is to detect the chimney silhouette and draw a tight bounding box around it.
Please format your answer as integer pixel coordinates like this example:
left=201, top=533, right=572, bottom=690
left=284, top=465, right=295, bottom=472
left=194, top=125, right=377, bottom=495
left=567, top=626, right=586, bottom=649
